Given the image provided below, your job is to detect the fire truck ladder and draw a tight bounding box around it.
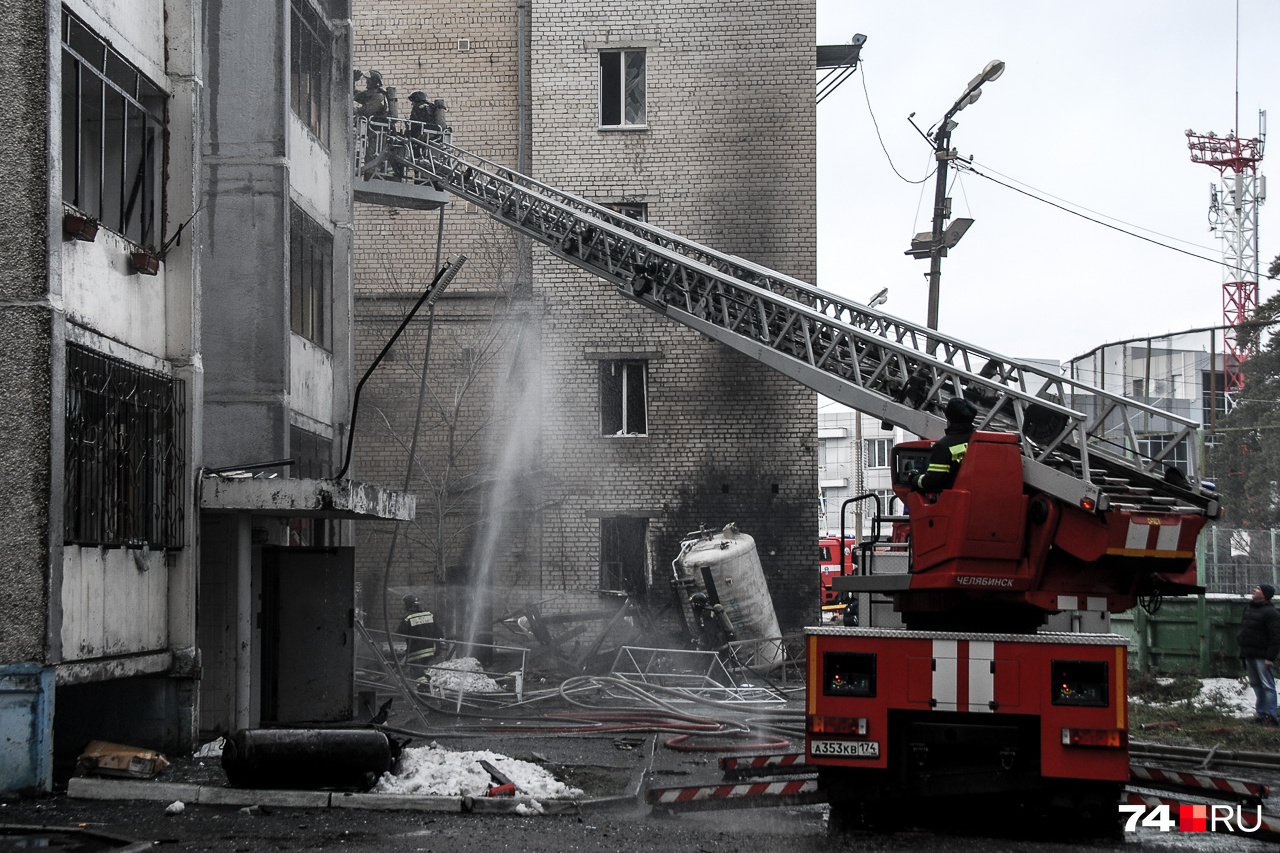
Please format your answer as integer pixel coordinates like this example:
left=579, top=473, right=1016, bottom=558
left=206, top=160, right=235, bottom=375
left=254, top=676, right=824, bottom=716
left=356, top=121, right=1219, bottom=519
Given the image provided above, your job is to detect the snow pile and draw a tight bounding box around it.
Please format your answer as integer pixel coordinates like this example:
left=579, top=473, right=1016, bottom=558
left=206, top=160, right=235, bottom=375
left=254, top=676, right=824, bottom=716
left=373, top=743, right=584, bottom=804
left=1137, top=676, right=1256, bottom=718
left=428, top=657, right=502, bottom=694
left=1195, top=677, right=1256, bottom=718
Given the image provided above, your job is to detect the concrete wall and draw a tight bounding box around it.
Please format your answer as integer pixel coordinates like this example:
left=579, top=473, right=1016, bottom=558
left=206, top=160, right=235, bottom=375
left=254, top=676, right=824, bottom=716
left=0, top=0, right=54, bottom=670
left=0, top=0, right=204, bottom=791
left=202, top=0, right=353, bottom=471
left=351, top=1, right=818, bottom=637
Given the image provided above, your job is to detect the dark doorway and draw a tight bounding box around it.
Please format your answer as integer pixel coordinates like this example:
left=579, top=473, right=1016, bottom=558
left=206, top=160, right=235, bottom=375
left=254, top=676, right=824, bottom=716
left=260, top=546, right=355, bottom=723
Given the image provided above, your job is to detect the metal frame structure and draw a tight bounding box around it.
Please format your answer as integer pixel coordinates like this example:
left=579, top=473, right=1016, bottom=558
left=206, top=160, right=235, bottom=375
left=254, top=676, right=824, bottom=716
left=1187, top=112, right=1267, bottom=396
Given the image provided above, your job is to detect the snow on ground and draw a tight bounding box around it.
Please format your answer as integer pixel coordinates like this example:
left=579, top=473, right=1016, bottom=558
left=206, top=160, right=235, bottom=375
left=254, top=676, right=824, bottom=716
left=1137, top=676, right=1257, bottom=718
left=373, top=742, right=584, bottom=810
left=1193, top=677, right=1258, bottom=718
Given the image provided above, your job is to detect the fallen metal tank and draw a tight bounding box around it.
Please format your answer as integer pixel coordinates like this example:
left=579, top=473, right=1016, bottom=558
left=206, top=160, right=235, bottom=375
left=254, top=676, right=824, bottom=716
left=674, top=523, right=783, bottom=664
left=221, top=728, right=395, bottom=791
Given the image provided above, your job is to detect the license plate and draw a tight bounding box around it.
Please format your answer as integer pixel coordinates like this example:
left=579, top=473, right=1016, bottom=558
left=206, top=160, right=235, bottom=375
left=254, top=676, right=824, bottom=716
left=810, top=739, right=880, bottom=759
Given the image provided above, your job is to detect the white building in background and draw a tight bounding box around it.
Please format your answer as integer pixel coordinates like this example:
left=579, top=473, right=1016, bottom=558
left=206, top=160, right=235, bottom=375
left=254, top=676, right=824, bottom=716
left=1066, top=330, right=1232, bottom=474
left=817, top=399, right=912, bottom=539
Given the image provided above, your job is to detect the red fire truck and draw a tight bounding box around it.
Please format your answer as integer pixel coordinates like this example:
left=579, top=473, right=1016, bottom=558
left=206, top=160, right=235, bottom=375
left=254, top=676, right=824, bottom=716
left=819, top=536, right=854, bottom=608
left=356, top=125, right=1220, bottom=831
left=812, top=432, right=1212, bottom=829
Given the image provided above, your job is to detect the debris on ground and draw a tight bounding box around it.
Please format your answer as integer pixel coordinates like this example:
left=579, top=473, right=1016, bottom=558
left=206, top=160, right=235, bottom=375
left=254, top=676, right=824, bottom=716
left=75, top=741, right=170, bottom=779
left=428, top=657, right=503, bottom=694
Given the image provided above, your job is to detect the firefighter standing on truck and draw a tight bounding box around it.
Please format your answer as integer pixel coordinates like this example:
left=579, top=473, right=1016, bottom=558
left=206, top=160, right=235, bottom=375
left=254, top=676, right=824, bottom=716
left=912, top=397, right=977, bottom=492
left=397, top=594, right=441, bottom=683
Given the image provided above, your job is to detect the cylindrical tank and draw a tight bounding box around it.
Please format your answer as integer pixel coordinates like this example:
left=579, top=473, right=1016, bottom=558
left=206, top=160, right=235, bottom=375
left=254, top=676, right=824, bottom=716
left=674, top=524, right=783, bottom=664
left=221, top=728, right=395, bottom=791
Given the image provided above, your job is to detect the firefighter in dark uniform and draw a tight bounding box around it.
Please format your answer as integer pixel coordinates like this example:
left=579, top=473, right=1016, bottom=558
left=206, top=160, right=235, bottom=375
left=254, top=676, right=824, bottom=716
left=354, top=70, right=389, bottom=121
left=406, top=90, right=440, bottom=137
left=397, top=594, right=441, bottom=682
left=913, top=397, right=977, bottom=492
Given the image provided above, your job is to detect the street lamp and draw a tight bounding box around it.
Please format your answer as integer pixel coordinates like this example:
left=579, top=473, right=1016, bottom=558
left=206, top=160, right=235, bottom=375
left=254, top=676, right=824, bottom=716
left=911, top=60, right=1005, bottom=332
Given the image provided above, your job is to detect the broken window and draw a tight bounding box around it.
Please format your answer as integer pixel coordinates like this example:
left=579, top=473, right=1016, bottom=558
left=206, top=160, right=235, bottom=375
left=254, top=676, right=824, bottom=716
left=601, top=202, right=647, bottom=222
left=600, top=517, right=648, bottom=594
left=290, top=204, right=332, bottom=347
left=290, top=0, right=332, bottom=147
left=600, top=360, right=647, bottom=436
left=599, top=49, right=646, bottom=128
left=61, top=9, right=165, bottom=247
left=64, top=344, right=186, bottom=549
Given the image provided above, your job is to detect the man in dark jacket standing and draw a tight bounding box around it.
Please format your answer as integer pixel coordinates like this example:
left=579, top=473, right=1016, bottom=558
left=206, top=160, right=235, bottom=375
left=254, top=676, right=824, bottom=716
left=1238, top=582, right=1280, bottom=725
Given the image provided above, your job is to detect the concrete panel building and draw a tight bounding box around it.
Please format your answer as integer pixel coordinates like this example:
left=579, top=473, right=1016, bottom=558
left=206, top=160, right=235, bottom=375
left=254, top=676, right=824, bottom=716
left=350, top=1, right=819, bottom=652
left=0, top=0, right=410, bottom=793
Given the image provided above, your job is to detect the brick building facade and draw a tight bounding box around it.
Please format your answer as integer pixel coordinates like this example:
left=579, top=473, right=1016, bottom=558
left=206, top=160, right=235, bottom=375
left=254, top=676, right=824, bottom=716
left=351, top=1, right=818, bottom=652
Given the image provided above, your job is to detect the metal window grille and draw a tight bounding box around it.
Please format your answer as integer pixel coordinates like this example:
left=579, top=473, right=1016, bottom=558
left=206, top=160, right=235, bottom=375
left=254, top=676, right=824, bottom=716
left=64, top=344, right=186, bottom=548
left=61, top=9, right=166, bottom=246
left=290, top=0, right=332, bottom=147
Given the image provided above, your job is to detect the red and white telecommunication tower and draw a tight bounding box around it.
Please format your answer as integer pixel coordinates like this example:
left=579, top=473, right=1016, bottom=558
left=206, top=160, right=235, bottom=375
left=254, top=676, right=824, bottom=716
left=1186, top=110, right=1266, bottom=395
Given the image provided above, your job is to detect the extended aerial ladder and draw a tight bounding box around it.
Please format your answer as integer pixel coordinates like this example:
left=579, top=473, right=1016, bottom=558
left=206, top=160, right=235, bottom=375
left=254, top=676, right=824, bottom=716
left=355, top=117, right=1239, bottom=832
left=357, top=117, right=1218, bottom=524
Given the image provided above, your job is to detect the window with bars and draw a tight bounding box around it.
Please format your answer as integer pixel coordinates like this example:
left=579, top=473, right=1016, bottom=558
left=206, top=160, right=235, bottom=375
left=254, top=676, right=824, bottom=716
left=599, top=49, right=646, bottom=128
left=61, top=9, right=166, bottom=247
left=290, top=0, right=332, bottom=147
left=290, top=205, right=332, bottom=347
left=64, top=344, right=186, bottom=549
left=600, top=360, right=648, bottom=436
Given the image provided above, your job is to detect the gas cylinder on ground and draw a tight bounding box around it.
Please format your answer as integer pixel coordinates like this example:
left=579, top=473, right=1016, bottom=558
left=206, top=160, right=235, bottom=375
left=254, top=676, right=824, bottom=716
left=674, top=523, right=783, bottom=664
left=220, top=728, right=395, bottom=790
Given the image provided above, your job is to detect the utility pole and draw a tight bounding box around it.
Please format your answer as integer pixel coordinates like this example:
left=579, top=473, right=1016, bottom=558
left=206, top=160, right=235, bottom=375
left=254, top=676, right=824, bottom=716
left=926, top=124, right=957, bottom=331
left=906, top=60, right=1004, bottom=332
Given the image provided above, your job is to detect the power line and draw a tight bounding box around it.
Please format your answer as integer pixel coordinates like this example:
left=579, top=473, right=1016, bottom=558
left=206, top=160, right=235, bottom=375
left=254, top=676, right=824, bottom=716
left=960, top=161, right=1260, bottom=279
left=971, top=160, right=1221, bottom=257
left=858, top=62, right=933, bottom=185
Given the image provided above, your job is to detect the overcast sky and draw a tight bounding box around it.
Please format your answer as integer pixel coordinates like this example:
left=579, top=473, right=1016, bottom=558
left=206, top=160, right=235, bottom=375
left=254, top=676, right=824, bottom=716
left=815, top=1, right=1279, bottom=366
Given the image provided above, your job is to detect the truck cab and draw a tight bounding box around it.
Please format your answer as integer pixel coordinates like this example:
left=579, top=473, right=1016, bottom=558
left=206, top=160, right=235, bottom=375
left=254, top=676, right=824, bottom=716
left=819, top=535, right=854, bottom=607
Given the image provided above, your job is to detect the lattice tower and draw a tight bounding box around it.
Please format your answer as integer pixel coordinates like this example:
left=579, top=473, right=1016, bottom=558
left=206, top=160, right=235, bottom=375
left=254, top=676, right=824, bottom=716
left=1186, top=110, right=1266, bottom=397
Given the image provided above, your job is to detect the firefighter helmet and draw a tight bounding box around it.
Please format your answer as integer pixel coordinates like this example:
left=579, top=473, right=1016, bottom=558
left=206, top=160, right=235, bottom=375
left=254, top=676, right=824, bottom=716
left=367, top=70, right=383, bottom=87
left=408, top=90, right=429, bottom=104
left=402, top=594, right=420, bottom=610
left=944, top=396, right=977, bottom=427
